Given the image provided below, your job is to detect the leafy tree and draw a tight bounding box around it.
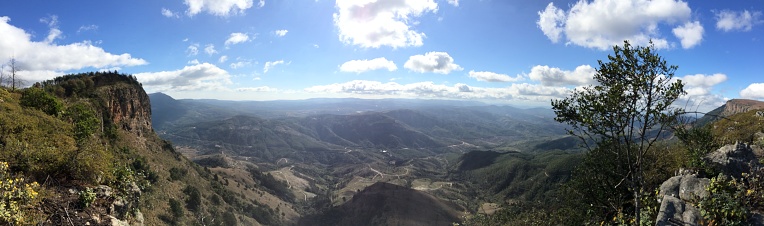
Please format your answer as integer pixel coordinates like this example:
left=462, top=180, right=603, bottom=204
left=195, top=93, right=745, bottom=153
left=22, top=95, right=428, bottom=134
left=20, top=87, right=63, bottom=116
left=551, top=40, right=685, bottom=223
left=64, top=103, right=99, bottom=142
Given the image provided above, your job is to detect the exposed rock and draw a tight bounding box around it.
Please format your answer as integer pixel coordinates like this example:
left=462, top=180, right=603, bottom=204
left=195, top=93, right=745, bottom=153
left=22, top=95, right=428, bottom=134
left=704, top=142, right=761, bottom=177
left=96, top=185, right=113, bottom=198
left=658, top=174, right=709, bottom=203
left=94, top=78, right=152, bottom=137
left=656, top=195, right=701, bottom=226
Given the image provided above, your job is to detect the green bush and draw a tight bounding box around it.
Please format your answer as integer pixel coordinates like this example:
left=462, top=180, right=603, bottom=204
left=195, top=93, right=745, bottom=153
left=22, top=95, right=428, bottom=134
left=183, top=185, right=202, bottom=212
left=64, top=103, right=99, bottom=142
left=169, top=198, right=183, bottom=220
left=20, top=88, right=62, bottom=116
left=78, top=188, right=96, bottom=208
left=169, top=167, right=188, bottom=181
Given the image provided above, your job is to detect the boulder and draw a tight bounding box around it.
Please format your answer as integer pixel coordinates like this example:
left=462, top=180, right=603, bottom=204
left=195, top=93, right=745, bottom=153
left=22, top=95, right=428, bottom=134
left=655, top=195, right=701, bottom=226
left=704, top=142, right=760, bottom=177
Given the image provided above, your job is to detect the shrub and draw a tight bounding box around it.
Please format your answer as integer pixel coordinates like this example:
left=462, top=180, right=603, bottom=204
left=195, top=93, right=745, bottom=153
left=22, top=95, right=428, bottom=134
left=0, top=162, right=40, bottom=225
left=183, top=185, right=202, bottom=213
left=169, top=198, right=183, bottom=220
left=78, top=188, right=96, bottom=208
left=169, top=167, right=187, bottom=181
left=20, top=88, right=62, bottom=116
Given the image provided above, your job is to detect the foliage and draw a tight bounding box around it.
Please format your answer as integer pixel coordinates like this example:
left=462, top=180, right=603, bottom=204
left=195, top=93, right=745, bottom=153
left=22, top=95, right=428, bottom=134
left=551, top=40, right=685, bottom=222
left=248, top=167, right=295, bottom=202
left=169, top=167, right=188, bottom=181
left=169, top=198, right=183, bottom=221
left=19, top=87, right=62, bottom=116
left=698, top=174, right=749, bottom=225
left=710, top=110, right=764, bottom=145
left=78, top=188, right=96, bottom=208
left=183, top=185, right=202, bottom=213
left=675, top=125, right=719, bottom=173
left=0, top=162, right=39, bottom=225
left=64, top=103, right=100, bottom=143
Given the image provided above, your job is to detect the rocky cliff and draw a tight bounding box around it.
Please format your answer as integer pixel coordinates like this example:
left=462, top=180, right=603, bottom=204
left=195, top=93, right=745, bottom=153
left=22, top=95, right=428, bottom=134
left=696, top=99, right=764, bottom=126
left=96, top=83, right=152, bottom=137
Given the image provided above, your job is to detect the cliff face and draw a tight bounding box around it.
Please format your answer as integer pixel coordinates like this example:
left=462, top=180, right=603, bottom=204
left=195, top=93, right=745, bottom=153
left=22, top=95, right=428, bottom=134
left=696, top=99, right=764, bottom=126
left=98, top=84, right=152, bottom=137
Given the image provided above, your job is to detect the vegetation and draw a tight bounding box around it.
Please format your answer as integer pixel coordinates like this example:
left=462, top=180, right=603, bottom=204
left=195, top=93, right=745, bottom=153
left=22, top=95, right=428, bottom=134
left=0, top=162, right=39, bottom=225
left=552, top=40, right=685, bottom=223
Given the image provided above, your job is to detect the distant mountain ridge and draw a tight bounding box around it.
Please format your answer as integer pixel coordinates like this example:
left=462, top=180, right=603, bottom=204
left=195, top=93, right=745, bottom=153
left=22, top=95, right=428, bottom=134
left=696, top=99, right=764, bottom=126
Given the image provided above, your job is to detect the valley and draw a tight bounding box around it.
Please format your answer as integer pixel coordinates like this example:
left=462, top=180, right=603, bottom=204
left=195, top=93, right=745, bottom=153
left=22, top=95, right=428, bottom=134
left=150, top=93, right=580, bottom=224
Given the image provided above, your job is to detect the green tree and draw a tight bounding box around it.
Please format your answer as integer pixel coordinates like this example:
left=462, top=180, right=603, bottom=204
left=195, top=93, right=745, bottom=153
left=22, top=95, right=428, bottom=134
left=551, top=40, right=685, bottom=223
left=20, top=87, right=63, bottom=116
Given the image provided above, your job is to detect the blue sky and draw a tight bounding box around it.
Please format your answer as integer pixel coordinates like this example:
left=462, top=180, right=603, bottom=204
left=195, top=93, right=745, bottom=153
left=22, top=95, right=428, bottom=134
left=0, top=0, right=762, bottom=111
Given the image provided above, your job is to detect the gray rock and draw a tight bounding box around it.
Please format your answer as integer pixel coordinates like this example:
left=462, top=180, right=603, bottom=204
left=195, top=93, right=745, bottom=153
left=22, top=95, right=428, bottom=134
left=96, top=185, right=113, bottom=198
left=705, top=142, right=760, bottom=177
left=678, top=174, right=709, bottom=201
left=655, top=195, right=700, bottom=226
left=658, top=174, right=709, bottom=202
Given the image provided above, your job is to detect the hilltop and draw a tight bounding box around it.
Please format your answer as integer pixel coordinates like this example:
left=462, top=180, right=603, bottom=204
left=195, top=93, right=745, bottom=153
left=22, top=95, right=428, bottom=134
left=0, top=72, right=286, bottom=225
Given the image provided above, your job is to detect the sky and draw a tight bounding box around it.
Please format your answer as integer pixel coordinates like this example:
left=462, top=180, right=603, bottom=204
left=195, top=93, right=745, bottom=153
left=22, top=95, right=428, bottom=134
left=0, top=0, right=762, bottom=111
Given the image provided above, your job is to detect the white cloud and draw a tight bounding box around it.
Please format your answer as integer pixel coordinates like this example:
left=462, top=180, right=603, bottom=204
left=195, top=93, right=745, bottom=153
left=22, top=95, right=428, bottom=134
left=274, top=29, right=288, bottom=37
left=674, top=73, right=727, bottom=112
left=258, top=0, right=265, bottom=8
left=135, top=63, right=232, bottom=92
left=715, top=10, right=763, bottom=32
left=162, top=8, right=180, bottom=18
left=39, top=15, right=63, bottom=44
left=204, top=44, right=217, bottom=55
left=184, top=0, right=254, bottom=17
left=528, top=65, right=596, bottom=86
left=0, top=16, right=146, bottom=82
left=741, top=83, right=764, bottom=100
left=263, top=60, right=288, bottom=73
left=672, top=21, right=703, bottom=49
left=188, top=59, right=200, bottom=65
left=237, top=86, right=277, bottom=92
left=468, top=70, right=523, bottom=82
left=339, top=57, right=397, bottom=73
left=225, top=32, right=250, bottom=46
left=218, top=55, right=228, bottom=63
left=186, top=44, right=199, bottom=56
left=404, top=52, right=462, bottom=74
left=77, top=25, right=98, bottom=33
left=305, top=80, right=572, bottom=101
left=230, top=60, right=252, bottom=69
left=537, top=3, right=566, bottom=43
left=537, top=0, right=700, bottom=50
left=333, top=0, right=438, bottom=48
left=447, top=0, right=459, bottom=7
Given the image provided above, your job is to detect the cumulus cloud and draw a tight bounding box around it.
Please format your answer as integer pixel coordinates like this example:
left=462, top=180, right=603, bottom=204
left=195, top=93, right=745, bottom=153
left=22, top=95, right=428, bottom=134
left=468, top=70, right=523, bottom=82
left=204, top=44, right=217, bottom=55
left=258, top=0, right=265, bottom=8
left=225, top=32, right=250, bottom=46
left=263, top=60, right=288, bottom=73
left=339, top=57, right=397, bottom=73
left=715, top=10, right=763, bottom=32
left=237, top=86, right=277, bottom=92
left=135, top=63, right=232, bottom=92
left=333, top=0, right=438, bottom=48
left=404, top=52, right=462, bottom=74
left=537, top=3, right=566, bottom=43
left=528, top=65, right=596, bottom=86
left=447, top=0, right=459, bottom=7
left=305, top=80, right=572, bottom=101
left=184, top=0, right=254, bottom=17
left=218, top=55, right=228, bottom=63
left=274, top=30, right=288, bottom=37
left=674, top=73, right=727, bottom=111
left=741, top=83, right=764, bottom=100
left=0, top=16, right=146, bottom=82
left=230, top=60, right=252, bottom=69
left=537, top=0, right=701, bottom=50
left=672, top=21, right=703, bottom=49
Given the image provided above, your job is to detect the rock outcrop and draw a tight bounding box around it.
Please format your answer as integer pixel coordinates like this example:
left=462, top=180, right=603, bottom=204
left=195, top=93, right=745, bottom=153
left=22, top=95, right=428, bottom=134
left=97, top=84, right=152, bottom=137
left=655, top=143, right=763, bottom=225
